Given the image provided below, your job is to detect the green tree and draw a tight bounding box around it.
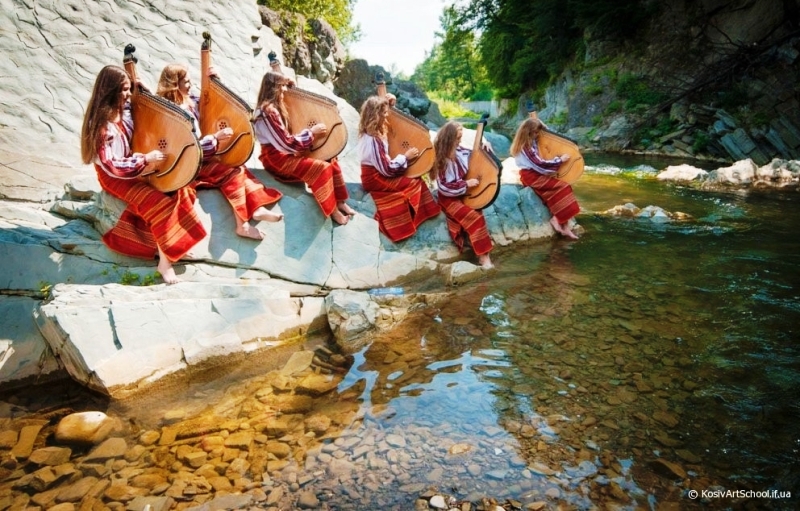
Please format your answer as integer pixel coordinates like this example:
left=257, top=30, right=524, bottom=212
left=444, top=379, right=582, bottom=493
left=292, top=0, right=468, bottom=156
left=452, top=0, right=656, bottom=97
left=411, top=6, right=493, bottom=101
left=259, top=0, right=360, bottom=43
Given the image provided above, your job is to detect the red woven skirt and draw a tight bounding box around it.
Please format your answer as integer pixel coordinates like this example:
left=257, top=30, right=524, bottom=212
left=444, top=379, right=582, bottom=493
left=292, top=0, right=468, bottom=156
left=96, top=167, right=206, bottom=261
left=259, top=145, right=347, bottom=217
left=194, top=162, right=282, bottom=221
left=520, top=170, right=580, bottom=224
left=361, top=165, right=440, bottom=242
left=438, top=194, right=493, bottom=256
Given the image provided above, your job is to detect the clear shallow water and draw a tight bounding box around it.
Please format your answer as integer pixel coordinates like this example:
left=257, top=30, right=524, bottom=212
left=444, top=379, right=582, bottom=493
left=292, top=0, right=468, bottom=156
left=3, top=163, right=798, bottom=510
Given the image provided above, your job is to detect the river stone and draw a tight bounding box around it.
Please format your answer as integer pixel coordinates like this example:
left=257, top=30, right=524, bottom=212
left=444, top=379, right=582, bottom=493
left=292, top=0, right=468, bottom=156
left=10, top=423, right=46, bottom=460
left=279, top=350, right=315, bottom=376
left=385, top=434, right=406, bottom=448
left=297, top=490, right=320, bottom=509
left=325, top=290, right=380, bottom=345
left=55, top=411, right=120, bottom=445
left=84, top=437, right=127, bottom=462
left=28, top=447, right=72, bottom=466
left=442, top=260, right=487, bottom=286
left=711, top=158, right=758, bottom=184
left=0, top=429, right=17, bottom=449
left=224, top=431, right=254, bottom=449
left=652, top=410, right=680, bottom=428
left=304, top=414, right=332, bottom=435
left=265, top=441, right=291, bottom=459
left=296, top=373, right=341, bottom=396
left=56, top=476, right=99, bottom=503
left=649, top=458, right=688, bottom=480
left=128, top=496, right=174, bottom=511
left=328, top=458, right=355, bottom=477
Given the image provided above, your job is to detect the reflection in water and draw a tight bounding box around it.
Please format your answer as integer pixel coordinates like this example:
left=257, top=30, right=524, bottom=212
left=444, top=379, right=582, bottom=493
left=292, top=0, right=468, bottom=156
left=2, top=170, right=798, bottom=510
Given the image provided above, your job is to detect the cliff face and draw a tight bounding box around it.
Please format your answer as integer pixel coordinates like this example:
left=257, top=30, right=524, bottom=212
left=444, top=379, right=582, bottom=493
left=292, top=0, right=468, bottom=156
left=532, top=0, right=800, bottom=163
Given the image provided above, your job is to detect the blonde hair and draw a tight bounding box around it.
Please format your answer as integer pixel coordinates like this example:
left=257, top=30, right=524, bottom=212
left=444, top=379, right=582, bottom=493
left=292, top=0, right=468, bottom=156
left=510, top=117, right=545, bottom=156
left=358, top=96, right=389, bottom=137
left=80, top=65, right=130, bottom=164
left=156, top=63, right=189, bottom=105
left=431, top=121, right=462, bottom=180
left=255, top=71, right=291, bottom=130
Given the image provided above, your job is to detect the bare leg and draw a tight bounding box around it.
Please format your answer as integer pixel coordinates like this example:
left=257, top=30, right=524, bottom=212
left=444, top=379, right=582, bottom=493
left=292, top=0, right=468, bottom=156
left=331, top=209, right=350, bottom=226
left=157, top=246, right=180, bottom=285
left=252, top=206, right=283, bottom=223
left=478, top=253, right=494, bottom=269
left=337, top=201, right=356, bottom=216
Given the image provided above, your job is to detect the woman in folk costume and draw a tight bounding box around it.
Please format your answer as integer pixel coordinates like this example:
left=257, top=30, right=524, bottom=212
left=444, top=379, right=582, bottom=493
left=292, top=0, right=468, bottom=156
left=80, top=65, right=203, bottom=284
left=431, top=121, right=494, bottom=269
left=253, top=71, right=355, bottom=226
left=357, top=95, right=440, bottom=242
left=156, top=63, right=283, bottom=240
left=510, top=117, right=580, bottom=239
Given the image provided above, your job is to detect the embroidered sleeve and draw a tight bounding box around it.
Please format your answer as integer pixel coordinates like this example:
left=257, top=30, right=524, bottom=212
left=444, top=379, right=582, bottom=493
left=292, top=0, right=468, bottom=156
left=357, top=134, right=406, bottom=178
left=96, top=121, right=146, bottom=180
left=437, top=147, right=472, bottom=197
left=516, top=140, right=562, bottom=175
left=253, top=106, right=313, bottom=155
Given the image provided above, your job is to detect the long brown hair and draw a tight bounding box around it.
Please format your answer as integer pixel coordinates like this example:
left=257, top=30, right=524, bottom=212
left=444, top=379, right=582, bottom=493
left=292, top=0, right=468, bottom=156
left=255, top=71, right=291, bottom=130
left=431, top=121, right=462, bottom=180
left=157, top=63, right=189, bottom=105
left=80, top=65, right=130, bottom=164
left=358, top=96, right=389, bottom=138
left=510, top=117, right=544, bottom=156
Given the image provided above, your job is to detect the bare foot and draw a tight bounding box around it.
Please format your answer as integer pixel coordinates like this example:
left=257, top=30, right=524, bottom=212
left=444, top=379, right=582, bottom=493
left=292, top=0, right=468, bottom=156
left=478, top=254, right=494, bottom=269
left=236, top=222, right=265, bottom=240
left=337, top=202, right=356, bottom=216
left=157, top=256, right=180, bottom=285
left=549, top=216, right=566, bottom=235
left=563, top=228, right=580, bottom=240
left=331, top=209, right=350, bottom=226
left=253, top=207, right=283, bottom=223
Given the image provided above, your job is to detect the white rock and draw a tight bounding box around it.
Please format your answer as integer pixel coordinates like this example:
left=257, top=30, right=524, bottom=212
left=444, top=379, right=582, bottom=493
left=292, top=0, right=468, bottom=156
left=35, top=282, right=326, bottom=397
left=657, top=164, right=708, bottom=181
left=711, top=159, right=758, bottom=184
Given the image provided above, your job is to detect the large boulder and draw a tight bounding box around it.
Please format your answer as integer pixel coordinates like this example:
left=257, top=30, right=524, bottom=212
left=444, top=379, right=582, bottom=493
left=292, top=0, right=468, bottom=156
left=0, top=0, right=558, bottom=397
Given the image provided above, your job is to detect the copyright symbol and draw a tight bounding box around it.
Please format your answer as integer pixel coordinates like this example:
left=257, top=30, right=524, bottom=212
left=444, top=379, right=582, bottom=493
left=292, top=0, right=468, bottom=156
left=688, top=490, right=698, bottom=499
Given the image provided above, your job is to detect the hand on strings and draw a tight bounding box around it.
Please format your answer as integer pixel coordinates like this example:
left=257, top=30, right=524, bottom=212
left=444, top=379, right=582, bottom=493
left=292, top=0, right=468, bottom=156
left=466, top=178, right=479, bottom=188
left=560, top=154, right=570, bottom=162
left=404, top=147, right=419, bottom=160
left=385, top=93, right=397, bottom=107
left=215, top=127, right=233, bottom=141
left=310, top=123, right=327, bottom=139
left=141, top=150, right=165, bottom=175
left=207, top=66, right=219, bottom=80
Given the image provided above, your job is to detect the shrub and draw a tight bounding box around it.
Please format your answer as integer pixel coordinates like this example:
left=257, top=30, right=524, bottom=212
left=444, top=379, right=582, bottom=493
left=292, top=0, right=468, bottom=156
left=693, top=132, right=710, bottom=153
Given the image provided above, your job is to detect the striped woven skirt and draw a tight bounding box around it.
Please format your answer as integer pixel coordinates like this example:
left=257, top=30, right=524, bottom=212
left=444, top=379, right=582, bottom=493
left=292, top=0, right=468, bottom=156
left=194, top=161, right=282, bottom=221
left=438, top=194, right=493, bottom=256
left=520, top=170, right=580, bottom=224
left=361, top=165, right=440, bottom=242
left=96, top=167, right=206, bottom=261
left=259, top=144, right=347, bottom=217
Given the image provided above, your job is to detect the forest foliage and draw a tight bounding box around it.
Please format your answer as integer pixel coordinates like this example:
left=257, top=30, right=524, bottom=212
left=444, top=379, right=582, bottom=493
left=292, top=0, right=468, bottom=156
left=259, top=0, right=360, bottom=43
left=412, top=0, right=657, bottom=100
